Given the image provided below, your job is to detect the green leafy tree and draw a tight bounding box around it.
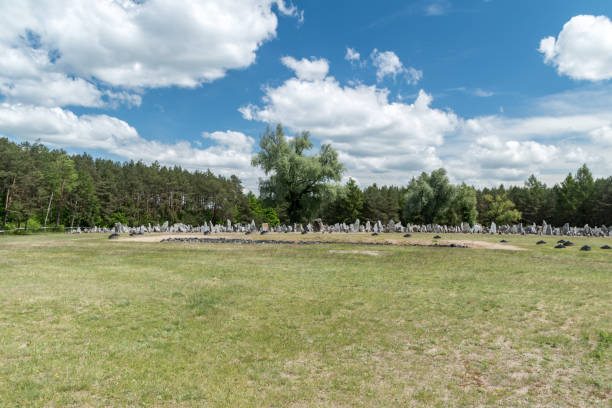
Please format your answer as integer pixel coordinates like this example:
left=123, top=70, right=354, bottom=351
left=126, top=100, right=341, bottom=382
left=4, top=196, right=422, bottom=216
left=481, top=193, right=522, bottom=225
left=246, top=192, right=280, bottom=226
left=49, top=153, right=79, bottom=228
left=403, top=169, right=457, bottom=224
left=252, top=124, right=343, bottom=223
left=446, top=183, right=478, bottom=226
left=324, top=178, right=364, bottom=224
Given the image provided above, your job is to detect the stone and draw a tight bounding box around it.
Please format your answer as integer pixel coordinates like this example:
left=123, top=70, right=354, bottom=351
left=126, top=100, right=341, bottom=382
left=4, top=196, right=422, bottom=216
left=554, top=244, right=565, bottom=249
left=161, top=221, right=169, bottom=232
left=563, top=241, right=574, bottom=246
left=536, top=240, right=546, bottom=245
left=601, top=245, right=611, bottom=250
left=490, top=222, right=497, bottom=234
left=108, top=233, right=120, bottom=240
left=544, top=224, right=553, bottom=235
left=580, top=245, right=591, bottom=251
left=562, top=223, right=570, bottom=235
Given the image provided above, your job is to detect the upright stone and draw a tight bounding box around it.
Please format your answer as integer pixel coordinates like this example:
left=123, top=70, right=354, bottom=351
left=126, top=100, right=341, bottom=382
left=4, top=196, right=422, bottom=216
left=544, top=223, right=553, bottom=235
left=562, top=223, right=570, bottom=235
left=490, top=222, right=497, bottom=234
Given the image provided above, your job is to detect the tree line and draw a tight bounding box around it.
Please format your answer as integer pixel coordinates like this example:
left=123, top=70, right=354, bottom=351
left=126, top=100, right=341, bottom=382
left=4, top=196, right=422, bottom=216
left=0, top=138, right=261, bottom=231
left=1, top=126, right=611, bottom=232
left=251, top=125, right=611, bottom=227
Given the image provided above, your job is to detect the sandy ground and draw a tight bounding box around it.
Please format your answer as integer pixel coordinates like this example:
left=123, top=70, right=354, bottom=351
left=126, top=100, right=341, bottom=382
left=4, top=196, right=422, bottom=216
left=446, top=240, right=525, bottom=251
left=117, top=233, right=525, bottom=251
left=329, top=249, right=382, bottom=256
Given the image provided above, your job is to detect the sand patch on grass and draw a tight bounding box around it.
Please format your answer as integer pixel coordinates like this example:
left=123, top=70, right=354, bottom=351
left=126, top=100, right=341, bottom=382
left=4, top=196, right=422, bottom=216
left=448, top=240, right=525, bottom=251
left=119, top=233, right=525, bottom=250
left=329, top=250, right=381, bottom=256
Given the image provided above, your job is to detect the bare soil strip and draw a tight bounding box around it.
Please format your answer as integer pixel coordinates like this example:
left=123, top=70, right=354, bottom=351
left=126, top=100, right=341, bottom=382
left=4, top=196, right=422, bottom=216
left=329, top=250, right=381, bottom=256
left=117, top=233, right=524, bottom=250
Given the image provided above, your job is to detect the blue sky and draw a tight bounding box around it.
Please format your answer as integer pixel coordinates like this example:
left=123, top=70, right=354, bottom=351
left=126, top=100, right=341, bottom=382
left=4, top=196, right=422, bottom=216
left=2, top=0, right=612, bottom=190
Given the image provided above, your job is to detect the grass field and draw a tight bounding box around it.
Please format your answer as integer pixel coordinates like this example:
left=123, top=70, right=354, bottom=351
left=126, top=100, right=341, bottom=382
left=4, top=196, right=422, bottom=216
left=0, top=233, right=610, bottom=407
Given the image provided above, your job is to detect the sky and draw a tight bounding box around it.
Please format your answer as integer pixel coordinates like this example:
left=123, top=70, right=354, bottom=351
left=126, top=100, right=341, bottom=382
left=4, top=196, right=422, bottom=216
left=1, top=0, right=612, bottom=191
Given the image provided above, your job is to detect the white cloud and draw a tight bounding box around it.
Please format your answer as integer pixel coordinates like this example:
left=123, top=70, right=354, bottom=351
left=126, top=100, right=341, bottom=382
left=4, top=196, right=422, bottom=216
left=243, top=58, right=612, bottom=187
left=345, top=47, right=361, bottom=63
left=0, top=0, right=300, bottom=108
left=0, top=103, right=260, bottom=188
left=281, top=57, right=330, bottom=81
left=240, top=58, right=457, bottom=185
left=447, top=104, right=612, bottom=186
left=0, top=74, right=104, bottom=108
left=371, top=49, right=422, bottom=84
left=462, top=113, right=612, bottom=142
left=539, top=15, right=612, bottom=81
left=590, top=126, right=612, bottom=145
left=473, top=88, right=494, bottom=97
left=471, top=136, right=558, bottom=169
left=425, top=1, right=450, bottom=16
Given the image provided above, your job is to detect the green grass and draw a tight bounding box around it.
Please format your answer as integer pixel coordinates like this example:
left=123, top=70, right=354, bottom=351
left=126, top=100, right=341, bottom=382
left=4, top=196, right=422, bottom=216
left=0, top=233, right=610, bottom=407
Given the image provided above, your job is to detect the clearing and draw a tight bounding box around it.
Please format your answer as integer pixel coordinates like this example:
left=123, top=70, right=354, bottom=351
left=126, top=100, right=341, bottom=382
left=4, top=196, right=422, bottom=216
left=0, top=232, right=610, bottom=407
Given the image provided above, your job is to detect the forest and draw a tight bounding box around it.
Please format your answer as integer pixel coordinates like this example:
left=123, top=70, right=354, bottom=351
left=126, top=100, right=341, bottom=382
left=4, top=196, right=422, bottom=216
left=1, top=133, right=611, bottom=232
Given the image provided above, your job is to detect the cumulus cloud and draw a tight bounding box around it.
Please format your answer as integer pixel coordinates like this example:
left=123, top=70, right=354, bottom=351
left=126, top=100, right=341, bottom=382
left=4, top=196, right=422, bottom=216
left=447, top=103, right=612, bottom=186
left=0, top=103, right=260, bottom=188
left=240, top=57, right=457, bottom=185
left=281, top=57, right=330, bottom=81
left=470, top=136, right=558, bottom=170
left=539, top=15, right=612, bottom=81
left=371, top=49, right=422, bottom=84
left=590, top=126, right=612, bottom=145
left=0, top=0, right=299, bottom=108
left=345, top=47, right=361, bottom=64
left=242, top=57, right=612, bottom=187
